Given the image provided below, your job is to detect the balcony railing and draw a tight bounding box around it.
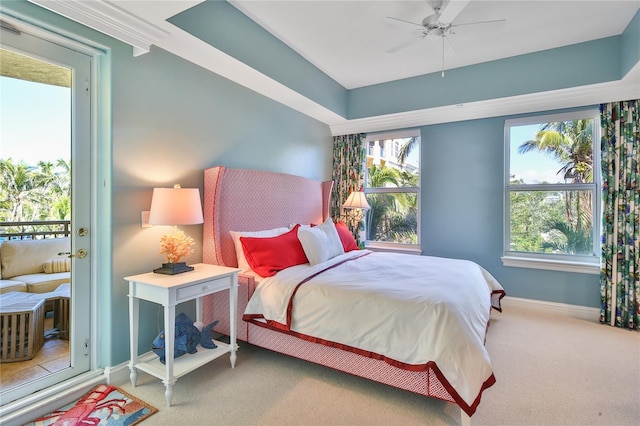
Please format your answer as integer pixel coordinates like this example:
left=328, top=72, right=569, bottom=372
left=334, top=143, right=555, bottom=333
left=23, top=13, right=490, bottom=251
left=0, top=221, right=71, bottom=240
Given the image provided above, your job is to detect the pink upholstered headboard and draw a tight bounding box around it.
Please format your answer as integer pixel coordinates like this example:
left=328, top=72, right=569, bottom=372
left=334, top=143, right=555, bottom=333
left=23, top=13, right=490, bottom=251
left=202, top=166, right=333, bottom=267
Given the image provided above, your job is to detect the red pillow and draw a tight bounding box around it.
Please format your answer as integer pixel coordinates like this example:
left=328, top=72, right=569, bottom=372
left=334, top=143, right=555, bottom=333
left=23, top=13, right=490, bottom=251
left=240, top=224, right=308, bottom=277
left=335, top=222, right=359, bottom=252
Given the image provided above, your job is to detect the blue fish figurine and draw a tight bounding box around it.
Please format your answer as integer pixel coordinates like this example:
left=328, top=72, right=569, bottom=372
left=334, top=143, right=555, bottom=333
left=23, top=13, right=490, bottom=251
left=151, top=312, right=219, bottom=364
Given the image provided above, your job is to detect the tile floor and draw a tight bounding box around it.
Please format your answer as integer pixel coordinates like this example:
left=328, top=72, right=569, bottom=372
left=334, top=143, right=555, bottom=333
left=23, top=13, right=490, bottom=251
left=0, top=316, right=70, bottom=389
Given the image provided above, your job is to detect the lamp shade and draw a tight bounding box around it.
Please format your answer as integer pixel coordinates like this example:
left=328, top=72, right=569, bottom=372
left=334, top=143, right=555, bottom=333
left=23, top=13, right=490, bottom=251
left=148, top=186, right=204, bottom=225
left=342, top=191, right=370, bottom=210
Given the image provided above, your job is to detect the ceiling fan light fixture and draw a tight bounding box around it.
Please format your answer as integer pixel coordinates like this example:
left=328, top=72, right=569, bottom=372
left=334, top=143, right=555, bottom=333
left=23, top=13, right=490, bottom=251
left=427, top=28, right=444, bottom=39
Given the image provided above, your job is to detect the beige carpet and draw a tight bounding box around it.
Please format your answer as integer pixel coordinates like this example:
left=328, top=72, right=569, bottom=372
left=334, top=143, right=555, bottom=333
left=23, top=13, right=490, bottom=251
left=118, top=300, right=640, bottom=425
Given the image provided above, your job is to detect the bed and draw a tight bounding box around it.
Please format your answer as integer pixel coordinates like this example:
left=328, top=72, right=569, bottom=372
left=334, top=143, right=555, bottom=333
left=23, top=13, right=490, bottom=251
left=201, top=166, right=505, bottom=423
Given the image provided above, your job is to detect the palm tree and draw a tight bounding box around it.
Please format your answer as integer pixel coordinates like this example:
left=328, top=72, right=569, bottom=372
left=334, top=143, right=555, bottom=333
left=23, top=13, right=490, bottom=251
left=541, top=220, right=593, bottom=255
left=397, top=137, right=419, bottom=165
left=518, top=119, right=594, bottom=252
left=395, top=170, right=418, bottom=210
left=0, top=158, right=71, bottom=223
left=518, top=120, right=593, bottom=184
left=0, top=159, right=38, bottom=222
left=50, top=159, right=71, bottom=220
left=367, top=163, right=400, bottom=188
left=365, top=164, right=400, bottom=241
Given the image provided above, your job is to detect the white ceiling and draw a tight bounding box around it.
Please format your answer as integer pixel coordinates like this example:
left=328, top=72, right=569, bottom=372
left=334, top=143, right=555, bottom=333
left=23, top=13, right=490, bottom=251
left=227, top=0, right=639, bottom=89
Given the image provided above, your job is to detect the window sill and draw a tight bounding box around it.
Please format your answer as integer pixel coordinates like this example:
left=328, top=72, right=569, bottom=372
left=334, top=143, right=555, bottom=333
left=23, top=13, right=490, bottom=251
left=364, top=242, right=422, bottom=255
left=501, top=256, right=600, bottom=274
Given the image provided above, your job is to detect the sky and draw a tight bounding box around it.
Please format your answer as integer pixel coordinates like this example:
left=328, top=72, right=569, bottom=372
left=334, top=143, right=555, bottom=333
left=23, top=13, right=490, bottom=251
left=0, top=76, right=70, bottom=166
left=509, top=124, right=565, bottom=184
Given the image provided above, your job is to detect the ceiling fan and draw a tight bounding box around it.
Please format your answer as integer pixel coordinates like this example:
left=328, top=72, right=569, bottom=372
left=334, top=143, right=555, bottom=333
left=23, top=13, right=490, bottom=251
left=387, top=0, right=506, bottom=76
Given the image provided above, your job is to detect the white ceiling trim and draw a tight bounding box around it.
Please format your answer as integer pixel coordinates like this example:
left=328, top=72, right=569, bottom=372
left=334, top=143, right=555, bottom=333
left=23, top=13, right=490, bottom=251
left=330, top=69, right=640, bottom=136
left=27, top=0, right=168, bottom=56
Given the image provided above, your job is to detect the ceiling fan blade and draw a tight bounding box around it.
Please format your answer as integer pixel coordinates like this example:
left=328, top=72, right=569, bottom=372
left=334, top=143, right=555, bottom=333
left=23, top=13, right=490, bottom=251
left=423, top=0, right=437, bottom=18
left=437, top=0, right=470, bottom=24
left=451, top=19, right=506, bottom=34
left=386, top=16, right=423, bottom=28
left=386, top=36, right=423, bottom=54
left=443, top=36, right=456, bottom=56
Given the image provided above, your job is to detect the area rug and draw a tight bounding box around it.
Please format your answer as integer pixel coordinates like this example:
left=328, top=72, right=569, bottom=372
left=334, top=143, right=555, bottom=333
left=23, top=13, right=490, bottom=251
left=28, top=384, right=157, bottom=426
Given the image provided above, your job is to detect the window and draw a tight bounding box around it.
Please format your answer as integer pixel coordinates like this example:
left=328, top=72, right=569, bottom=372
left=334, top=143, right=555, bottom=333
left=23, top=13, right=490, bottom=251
left=363, top=129, right=420, bottom=252
left=503, top=110, right=600, bottom=273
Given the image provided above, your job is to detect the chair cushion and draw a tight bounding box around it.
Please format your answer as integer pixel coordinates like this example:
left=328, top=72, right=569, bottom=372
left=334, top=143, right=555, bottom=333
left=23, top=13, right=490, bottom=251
left=13, top=273, right=70, bottom=294
left=0, top=238, right=70, bottom=278
left=0, top=280, right=28, bottom=294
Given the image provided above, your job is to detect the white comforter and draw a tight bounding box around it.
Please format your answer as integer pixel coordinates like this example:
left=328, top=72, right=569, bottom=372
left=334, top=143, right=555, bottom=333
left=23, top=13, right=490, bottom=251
left=244, top=250, right=505, bottom=407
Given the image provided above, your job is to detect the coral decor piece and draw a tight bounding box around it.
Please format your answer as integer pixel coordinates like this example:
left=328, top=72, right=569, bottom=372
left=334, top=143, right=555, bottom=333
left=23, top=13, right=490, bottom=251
left=159, top=229, right=194, bottom=263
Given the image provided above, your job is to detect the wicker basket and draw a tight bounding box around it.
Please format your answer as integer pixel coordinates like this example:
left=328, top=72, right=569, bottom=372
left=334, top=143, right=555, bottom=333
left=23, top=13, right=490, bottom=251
left=0, top=299, right=45, bottom=362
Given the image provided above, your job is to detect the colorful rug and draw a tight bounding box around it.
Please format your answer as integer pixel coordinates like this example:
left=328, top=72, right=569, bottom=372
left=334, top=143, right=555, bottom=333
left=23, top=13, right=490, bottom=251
left=28, top=384, right=157, bottom=426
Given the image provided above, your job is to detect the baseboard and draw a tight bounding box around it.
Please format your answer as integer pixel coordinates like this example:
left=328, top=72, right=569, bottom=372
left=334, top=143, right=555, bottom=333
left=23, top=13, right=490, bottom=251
left=503, top=296, right=600, bottom=322
left=103, top=358, right=136, bottom=386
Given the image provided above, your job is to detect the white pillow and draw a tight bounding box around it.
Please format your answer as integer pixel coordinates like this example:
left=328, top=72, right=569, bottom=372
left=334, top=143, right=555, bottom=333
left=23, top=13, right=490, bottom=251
left=297, top=217, right=344, bottom=266
left=230, top=227, right=289, bottom=271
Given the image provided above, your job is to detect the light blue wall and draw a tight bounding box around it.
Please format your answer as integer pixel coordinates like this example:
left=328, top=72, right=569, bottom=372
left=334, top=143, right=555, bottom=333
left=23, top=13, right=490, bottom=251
left=3, top=1, right=332, bottom=367
left=419, top=110, right=600, bottom=308
left=622, top=8, right=640, bottom=76
left=348, top=37, right=622, bottom=118
left=109, top=45, right=332, bottom=366
left=169, top=0, right=348, bottom=117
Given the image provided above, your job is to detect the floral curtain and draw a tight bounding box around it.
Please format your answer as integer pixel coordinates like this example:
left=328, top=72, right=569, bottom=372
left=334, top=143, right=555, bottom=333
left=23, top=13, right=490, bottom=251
left=331, top=133, right=366, bottom=244
left=600, top=99, right=639, bottom=330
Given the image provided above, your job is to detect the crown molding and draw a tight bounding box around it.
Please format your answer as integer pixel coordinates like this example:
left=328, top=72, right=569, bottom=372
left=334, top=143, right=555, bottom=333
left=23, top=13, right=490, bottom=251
left=28, top=0, right=168, bottom=56
left=329, top=70, right=640, bottom=136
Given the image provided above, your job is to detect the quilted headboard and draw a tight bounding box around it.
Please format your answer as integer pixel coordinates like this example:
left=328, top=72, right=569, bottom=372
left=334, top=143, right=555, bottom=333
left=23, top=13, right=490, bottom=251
left=202, top=166, right=333, bottom=267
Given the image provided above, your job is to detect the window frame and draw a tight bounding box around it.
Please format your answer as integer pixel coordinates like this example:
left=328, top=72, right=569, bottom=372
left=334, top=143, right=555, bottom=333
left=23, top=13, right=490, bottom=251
left=363, top=129, right=421, bottom=254
left=502, top=110, right=601, bottom=274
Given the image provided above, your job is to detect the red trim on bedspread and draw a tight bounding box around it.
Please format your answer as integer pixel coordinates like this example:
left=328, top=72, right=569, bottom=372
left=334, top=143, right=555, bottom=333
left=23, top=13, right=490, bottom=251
left=242, top=250, right=499, bottom=417
left=243, top=315, right=495, bottom=416
left=492, top=289, right=506, bottom=312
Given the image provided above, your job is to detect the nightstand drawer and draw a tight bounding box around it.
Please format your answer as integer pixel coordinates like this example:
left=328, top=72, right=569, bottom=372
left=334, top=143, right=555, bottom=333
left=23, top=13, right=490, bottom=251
left=176, top=276, right=230, bottom=300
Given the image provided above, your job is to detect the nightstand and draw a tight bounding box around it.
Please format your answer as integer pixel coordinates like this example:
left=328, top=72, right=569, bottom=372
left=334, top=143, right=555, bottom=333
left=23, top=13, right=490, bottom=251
left=126, top=263, right=240, bottom=406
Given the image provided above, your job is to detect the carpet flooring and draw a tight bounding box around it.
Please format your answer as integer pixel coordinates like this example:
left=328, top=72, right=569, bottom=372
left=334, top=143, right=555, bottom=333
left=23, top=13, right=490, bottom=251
left=116, top=299, right=640, bottom=425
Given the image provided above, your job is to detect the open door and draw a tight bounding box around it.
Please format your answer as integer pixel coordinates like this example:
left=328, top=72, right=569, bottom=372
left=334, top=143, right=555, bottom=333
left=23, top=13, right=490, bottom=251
left=0, top=20, right=92, bottom=405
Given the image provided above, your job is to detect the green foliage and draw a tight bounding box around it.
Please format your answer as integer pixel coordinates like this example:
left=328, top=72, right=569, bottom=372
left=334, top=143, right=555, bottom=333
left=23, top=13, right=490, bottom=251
left=540, top=220, right=593, bottom=255
left=0, top=158, right=71, bottom=222
left=518, top=120, right=593, bottom=184
left=511, top=119, right=594, bottom=255
left=397, top=137, right=418, bottom=165
left=365, top=164, right=418, bottom=243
